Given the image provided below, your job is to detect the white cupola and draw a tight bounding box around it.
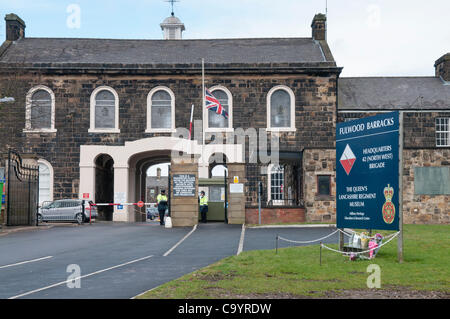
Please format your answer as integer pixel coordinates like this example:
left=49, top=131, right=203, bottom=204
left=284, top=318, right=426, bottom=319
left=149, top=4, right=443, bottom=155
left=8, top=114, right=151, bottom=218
left=160, top=13, right=185, bottom=40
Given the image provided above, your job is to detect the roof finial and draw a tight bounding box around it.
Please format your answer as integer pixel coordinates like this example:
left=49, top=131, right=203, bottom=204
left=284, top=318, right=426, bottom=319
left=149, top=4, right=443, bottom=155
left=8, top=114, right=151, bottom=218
left=165, top=0, right=179, bottom=16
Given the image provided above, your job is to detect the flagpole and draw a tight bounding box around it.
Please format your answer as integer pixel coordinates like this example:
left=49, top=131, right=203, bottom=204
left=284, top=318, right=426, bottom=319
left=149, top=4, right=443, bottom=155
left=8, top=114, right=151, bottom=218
left=202, top=58, right=205, bottom=146
left=188, top=104, right=194, bottom=140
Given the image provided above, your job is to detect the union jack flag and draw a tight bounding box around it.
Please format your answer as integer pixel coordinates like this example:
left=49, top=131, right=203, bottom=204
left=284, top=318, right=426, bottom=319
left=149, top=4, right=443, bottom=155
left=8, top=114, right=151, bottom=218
left=205, top=88, right=228, bottom=119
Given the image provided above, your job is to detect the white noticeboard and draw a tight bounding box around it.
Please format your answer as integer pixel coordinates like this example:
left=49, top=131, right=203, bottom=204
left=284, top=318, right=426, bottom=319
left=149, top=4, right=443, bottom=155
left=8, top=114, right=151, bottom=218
left=230, top=183, right=244, bottom=193
left=114, top=192, right=126, bottom=205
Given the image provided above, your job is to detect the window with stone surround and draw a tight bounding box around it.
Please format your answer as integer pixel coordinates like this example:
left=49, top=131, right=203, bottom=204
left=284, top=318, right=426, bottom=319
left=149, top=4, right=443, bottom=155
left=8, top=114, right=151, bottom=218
left=205, top=86, right=233, bottom=132
left=89, top=86, right=120, bottom=133
left=317, top=175, right=331, bottom=196
left=24, top=85, right=56, bottom=133
left=268, top=164, right=285, bottom=205
left=436, top=118, right=450, bottom=147
left=38, top=159, right=53, bottom=205
left=146, top=86, right=176, bottom=133
left=267, top=85, right=296, bottom=132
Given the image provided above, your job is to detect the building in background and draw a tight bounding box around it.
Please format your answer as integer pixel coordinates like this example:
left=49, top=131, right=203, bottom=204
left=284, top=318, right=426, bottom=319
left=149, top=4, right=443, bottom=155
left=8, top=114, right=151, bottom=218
left=0, top=12, right=448, bottom=225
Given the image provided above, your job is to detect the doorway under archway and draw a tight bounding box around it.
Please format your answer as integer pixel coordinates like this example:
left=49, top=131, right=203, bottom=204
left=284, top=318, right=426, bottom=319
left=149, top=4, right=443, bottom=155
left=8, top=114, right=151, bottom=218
left=95, top=154, right=114, bottom=221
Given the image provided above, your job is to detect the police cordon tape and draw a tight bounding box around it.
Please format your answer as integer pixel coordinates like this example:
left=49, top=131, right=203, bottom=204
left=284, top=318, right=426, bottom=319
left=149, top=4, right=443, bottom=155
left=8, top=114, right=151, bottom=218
left=91, top=203, right=154, bottom=206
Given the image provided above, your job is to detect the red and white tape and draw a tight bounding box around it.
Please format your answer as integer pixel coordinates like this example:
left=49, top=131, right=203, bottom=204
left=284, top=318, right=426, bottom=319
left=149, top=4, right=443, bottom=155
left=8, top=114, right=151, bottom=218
left=91, top=203, right=154, bottom=206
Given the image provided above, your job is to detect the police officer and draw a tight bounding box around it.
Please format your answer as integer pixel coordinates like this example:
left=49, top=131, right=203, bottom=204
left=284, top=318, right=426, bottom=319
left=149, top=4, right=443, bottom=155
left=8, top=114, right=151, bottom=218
left=156, top=189, right=168, bottom=225
left=199, top=191, right=208, bottom=223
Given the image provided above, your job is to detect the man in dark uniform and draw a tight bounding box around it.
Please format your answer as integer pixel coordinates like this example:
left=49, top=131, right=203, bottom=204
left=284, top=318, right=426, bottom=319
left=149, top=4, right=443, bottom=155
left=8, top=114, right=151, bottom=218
left=199, top=191, right=208, bottom=223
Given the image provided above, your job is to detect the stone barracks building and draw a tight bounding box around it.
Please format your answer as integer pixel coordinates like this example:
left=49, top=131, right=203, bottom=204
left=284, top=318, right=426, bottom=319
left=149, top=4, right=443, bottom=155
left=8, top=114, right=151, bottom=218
left=0, top=12, right=448, bottom=225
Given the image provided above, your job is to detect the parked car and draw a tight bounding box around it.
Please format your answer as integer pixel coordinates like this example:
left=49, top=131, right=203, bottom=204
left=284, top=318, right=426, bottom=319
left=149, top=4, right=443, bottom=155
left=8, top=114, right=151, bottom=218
left=38, top=199, right=97, bottom=224
left=146, top=205, right=159, bottom=220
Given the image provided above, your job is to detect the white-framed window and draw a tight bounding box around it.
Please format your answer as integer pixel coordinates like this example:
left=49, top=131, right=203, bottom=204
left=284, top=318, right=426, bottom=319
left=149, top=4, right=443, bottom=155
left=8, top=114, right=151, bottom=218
left=38, top=159, right=53, bottom=206
left=205, top=85, right=233, bottom=132
left=266, top=85, right=296, bottom=132
left=89, top=86, right=120, bottom=133
left=267, top=164, right=285, bottom=205
left=146, top=86, right=176, bottom=133
left=24, top=85, right=57, bottom=133
left=436, top=118, right=450, bottom=147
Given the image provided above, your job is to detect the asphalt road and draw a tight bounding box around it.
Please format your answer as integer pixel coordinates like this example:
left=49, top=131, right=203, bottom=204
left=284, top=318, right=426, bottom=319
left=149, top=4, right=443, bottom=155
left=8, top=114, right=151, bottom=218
left=0, top=222, right=339, bottom=299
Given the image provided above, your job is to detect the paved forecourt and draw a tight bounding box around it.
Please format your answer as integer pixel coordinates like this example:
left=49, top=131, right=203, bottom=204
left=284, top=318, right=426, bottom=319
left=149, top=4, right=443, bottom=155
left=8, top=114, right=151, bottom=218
left=0, top=222, right=338, bottom=299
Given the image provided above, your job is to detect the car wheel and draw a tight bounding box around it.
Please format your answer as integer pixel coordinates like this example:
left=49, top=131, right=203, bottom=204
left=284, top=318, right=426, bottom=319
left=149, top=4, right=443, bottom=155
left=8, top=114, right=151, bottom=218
left=76, top=213, right=84, bottom=225
left=37, top=214, right=43, bottom=224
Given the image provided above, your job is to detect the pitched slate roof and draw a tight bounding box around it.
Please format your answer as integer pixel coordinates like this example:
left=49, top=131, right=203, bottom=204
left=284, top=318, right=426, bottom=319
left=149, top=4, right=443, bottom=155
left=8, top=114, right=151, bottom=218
left=338, top=77, right=450, bottom=110
left=0, top=37, right=334, bottom=66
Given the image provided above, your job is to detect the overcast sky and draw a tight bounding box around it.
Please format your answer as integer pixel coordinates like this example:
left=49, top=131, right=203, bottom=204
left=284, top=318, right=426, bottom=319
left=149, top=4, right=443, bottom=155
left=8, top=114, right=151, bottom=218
left=1, top=0, right=449, bottom=76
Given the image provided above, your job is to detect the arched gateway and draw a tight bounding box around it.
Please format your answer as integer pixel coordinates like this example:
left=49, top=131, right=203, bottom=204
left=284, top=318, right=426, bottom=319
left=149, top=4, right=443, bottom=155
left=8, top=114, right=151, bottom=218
left=79, top=136, right=244, bottom=226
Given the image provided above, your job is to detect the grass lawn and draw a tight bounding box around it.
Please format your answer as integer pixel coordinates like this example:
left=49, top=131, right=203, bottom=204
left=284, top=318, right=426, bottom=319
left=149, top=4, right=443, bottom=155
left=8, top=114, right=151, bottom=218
left=138, top=224, right=449, bottom=299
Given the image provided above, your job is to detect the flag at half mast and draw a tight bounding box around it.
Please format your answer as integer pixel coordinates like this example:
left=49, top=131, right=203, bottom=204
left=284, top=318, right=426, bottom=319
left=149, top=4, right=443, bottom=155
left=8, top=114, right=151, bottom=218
left=205, top=88, right=228, bottom=119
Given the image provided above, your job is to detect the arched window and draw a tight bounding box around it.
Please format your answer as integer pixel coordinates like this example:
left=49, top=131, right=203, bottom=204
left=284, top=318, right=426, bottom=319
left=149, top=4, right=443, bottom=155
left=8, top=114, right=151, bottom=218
left=24, top=86, right=56, bottom=133
left=268, top=164, right=284, bottom=205
left=206, top=86, right=233, bottom=132
left=38, top=159, right=53, bottom=206
left=211, top=165, right=228, bottom=177
left=89, top=86, right=120, bottom=133
left=146, top=87, right=176, bottom=133
left=267, top=86, right=295, bottom=131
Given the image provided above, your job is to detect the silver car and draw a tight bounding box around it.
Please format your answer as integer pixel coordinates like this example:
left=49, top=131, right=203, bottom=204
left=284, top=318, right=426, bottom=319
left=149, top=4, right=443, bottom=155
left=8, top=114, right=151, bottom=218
left=38, top=199, right=97, bottom=224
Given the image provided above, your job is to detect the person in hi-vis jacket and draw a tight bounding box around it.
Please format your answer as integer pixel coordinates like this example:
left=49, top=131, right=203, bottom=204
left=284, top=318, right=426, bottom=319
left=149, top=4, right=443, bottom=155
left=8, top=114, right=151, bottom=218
left=199, top=191, right=208, bottom=223
left=156, top=190, right=168, bottom=225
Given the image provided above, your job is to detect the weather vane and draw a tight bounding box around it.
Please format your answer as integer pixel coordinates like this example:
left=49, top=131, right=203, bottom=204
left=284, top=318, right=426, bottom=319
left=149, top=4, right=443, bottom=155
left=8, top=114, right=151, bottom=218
left=165, top=0, right=180, bottom=16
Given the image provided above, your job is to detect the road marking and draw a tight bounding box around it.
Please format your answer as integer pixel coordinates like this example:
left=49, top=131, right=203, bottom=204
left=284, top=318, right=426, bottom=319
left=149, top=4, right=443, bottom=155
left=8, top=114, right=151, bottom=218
left=237, top=224, right=245, bottom=255
left=0, top=256, right=53, bottom=269
left=8, top=255, right=154, bottom=299
left=163, top=225, right=197, bottom=257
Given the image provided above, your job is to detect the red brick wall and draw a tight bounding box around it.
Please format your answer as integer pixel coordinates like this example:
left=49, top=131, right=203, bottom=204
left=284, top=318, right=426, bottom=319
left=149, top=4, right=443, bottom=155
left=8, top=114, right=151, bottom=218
left=245, top=207, right=305, bottom=225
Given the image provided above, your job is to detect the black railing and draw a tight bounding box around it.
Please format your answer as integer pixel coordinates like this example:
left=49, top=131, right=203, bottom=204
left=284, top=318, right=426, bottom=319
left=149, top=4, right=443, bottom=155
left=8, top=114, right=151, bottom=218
left=247, top=198, right=305, bottom=209
left=6, top=149, right=39, bottom=226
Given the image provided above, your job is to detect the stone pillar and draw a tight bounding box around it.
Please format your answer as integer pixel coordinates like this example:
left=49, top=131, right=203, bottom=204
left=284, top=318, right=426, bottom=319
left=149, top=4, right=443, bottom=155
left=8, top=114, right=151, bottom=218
left=113, top=165, right=130, bottom=222
left=170, top=156, right=199, bottom=227
left=227, top=163, right=246, bottom=224
left=198, top=162, right=209, bottom=197
left=79, top=165, right=95, bottom=202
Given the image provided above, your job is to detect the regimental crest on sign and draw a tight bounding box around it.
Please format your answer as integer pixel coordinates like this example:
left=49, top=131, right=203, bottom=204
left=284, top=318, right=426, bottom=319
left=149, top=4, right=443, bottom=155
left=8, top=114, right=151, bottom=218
left=340, top=144, right=356, bottom=175
left=382, top=184, right=395, bottom=224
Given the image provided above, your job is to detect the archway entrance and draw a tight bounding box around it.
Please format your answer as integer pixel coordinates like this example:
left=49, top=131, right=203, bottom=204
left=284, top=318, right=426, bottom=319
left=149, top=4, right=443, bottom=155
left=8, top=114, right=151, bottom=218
left=79, top=136, right=244, bottom=224
left=95, top=154, right=114, bottom=221
left=145, top=162, right=170, bottom=223
left=197, top=153, right=228, bottom=223
left=129, top=151, right=171, bottom=222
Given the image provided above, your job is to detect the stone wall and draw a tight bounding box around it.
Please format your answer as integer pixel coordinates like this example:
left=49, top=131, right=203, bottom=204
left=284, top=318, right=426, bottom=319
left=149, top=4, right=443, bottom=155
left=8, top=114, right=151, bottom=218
left=338, top=111, right=450, bottom=149
left=403, top=149, right=450, bottom=224
left=245, top=207, right=305, bottom=224
left=170, top=158, right=199, bottom=227
left=0, top=70, right=338, bottom=208
left=303, top=149, right=336, bottom=222
left=227, top=163, right=246, bottom=224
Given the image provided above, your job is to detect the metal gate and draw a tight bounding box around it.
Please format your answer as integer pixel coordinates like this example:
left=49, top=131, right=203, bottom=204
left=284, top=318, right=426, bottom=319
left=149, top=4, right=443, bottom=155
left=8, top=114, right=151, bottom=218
left=6, top=149, right=39, bottom=226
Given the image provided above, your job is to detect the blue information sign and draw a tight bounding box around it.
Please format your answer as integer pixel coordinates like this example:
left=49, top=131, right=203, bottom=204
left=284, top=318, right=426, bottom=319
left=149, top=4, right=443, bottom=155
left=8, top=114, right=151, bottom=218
left=117, top=205, right=123, bottom=210
left=336, top=112, right=400, bottom=230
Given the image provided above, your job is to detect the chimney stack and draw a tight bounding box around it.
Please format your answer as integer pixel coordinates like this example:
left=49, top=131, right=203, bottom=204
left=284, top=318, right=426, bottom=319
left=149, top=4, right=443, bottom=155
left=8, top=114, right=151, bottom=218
left=311, top=13, right=326, bottom=41
left=5, top=13, right=26, bottom=41
left=435, top=53, right=450, bottom=82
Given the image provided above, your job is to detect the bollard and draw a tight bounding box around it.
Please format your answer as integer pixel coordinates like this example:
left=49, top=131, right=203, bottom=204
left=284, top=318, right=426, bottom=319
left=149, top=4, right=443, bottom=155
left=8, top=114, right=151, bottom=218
left=275, top=235, right=278, bottom=254
left=319, top=242, right=322, bottom=266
